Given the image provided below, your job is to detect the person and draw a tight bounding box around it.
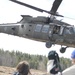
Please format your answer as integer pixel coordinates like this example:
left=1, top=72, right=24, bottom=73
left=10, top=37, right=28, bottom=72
left=13, top=61, right=31, bottom=75
left=47, top=50, right=62, bottom=75
left=62, top=50, right=75, bottom=75
left=71, top=50, right=75, bottom=64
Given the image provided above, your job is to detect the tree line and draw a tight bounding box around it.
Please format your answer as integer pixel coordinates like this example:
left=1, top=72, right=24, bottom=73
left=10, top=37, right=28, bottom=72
left=0, top=49, right=72, bottom=71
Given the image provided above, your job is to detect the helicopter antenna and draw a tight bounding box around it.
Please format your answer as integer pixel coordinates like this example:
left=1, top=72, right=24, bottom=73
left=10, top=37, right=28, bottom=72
left=10, top=0, right=63, bottom=17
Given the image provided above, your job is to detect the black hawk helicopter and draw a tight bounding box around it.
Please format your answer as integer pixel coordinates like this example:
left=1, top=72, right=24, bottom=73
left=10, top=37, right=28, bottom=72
left=0, top=0, right=75, bottom=53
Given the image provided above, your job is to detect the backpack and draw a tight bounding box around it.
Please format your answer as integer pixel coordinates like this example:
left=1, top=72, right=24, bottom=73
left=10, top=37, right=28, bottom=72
left=48, top=51, right=59, bottom=61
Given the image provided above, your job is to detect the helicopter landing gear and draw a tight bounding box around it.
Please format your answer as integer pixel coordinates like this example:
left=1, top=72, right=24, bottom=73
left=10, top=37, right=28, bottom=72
left=60, top=46, right=68, bottom=53
left=45, top=41, right=52, bottom=48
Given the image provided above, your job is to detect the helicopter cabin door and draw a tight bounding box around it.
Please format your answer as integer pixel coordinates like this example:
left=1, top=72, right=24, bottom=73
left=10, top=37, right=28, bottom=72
left=53, top=25, right=64, bottom=35
left=49, top=24, right=64, bottom=38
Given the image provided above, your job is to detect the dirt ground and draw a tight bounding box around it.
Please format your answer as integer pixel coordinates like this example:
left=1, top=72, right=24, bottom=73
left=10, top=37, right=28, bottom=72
left=0, top=66, right=46, bottom=75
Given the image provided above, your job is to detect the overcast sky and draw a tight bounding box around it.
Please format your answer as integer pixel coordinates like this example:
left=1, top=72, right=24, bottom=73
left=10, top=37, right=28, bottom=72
left=0, top=0, right=75, bottom=58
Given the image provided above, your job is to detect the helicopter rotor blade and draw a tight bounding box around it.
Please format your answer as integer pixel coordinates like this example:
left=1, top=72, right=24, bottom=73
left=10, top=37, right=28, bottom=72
left=50, top=0, right=63, bottom=14
left=10, top=0, right=63, bottom=17
left=10, top=0, right=50, bottom=13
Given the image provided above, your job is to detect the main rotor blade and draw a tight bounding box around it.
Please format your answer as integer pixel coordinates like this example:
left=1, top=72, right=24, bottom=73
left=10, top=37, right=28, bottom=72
left=10, top=0, right=50, bottom=14
left=50, top=0, right=62, bottom=14
left=10, top=0, right=63, bottom=17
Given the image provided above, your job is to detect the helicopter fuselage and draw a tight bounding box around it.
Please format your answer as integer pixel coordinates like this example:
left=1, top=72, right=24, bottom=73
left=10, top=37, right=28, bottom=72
left=0, top=15, right=75, bottom=48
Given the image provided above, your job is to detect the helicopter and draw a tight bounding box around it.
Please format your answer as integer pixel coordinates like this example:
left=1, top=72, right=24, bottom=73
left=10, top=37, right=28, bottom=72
left=0, top=0, right=75, bottom=53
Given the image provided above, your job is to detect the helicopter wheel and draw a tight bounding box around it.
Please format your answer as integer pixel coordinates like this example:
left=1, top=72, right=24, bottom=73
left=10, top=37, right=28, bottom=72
left=45, top=41, right=52, bottom=48
left=60, top=47, right=66, bottom=53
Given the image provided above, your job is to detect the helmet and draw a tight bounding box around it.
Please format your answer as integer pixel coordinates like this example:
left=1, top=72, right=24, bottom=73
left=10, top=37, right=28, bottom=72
left=71, top=50, right=75, bottom=58
left=48, top=50, right=58, bottom=60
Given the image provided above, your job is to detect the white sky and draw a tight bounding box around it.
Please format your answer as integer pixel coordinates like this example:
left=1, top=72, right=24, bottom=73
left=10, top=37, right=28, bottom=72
left=0, top=0, right=75, bottom=58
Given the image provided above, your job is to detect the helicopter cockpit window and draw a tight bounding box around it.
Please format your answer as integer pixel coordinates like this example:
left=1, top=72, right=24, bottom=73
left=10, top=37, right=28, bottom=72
left=42, top=25, right=49, bottom=33
left=69, top=27, right=74, bottom=33
left=35, top=24, right=42, bottom=32
left=64, top=27, right=74, bottom=34
left=73, top=27, right=75, bottom=33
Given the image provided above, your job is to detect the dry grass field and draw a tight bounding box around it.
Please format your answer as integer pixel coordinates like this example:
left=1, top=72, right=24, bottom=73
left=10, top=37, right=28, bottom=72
left=0, top=66, right=46, bottom=75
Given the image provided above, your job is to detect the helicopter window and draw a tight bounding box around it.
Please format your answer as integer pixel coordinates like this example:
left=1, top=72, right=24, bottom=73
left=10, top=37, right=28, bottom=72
left=35, top=24, right=42, bottom=32
left=64, top=27, right=74, bottom=34
left=69, top=27, right=74, bottom=33
left=42, top=25, right=49, bottom=33
left=73, top=27, right=75, bottom=33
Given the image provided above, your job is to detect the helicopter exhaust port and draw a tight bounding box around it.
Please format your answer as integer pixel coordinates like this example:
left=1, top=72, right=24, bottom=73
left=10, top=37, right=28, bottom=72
left=45, top=41, right=53, bottom=48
